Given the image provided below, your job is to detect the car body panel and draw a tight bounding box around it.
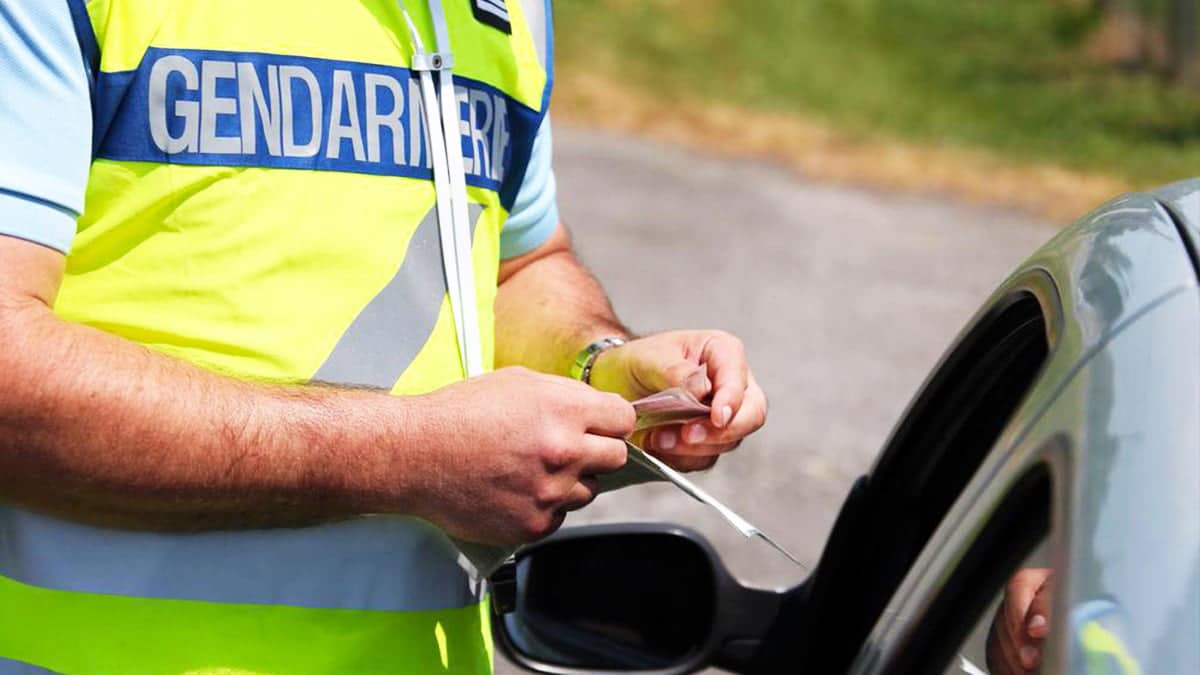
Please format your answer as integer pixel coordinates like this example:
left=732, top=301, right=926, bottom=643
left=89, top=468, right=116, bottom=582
left=1064, top=289, right=1200, bottom=674
left=849, top=191, right=1200, bottom=674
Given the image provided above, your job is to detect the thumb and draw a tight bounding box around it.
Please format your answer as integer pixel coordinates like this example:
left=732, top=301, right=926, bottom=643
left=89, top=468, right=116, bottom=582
left=1026, top=572, right=1054, bottom=639
left=618, top=340, right=711, bottom=399
left=1004, top=568, right=1048, bottom=639
left=659, top=360, right=712, bottom=401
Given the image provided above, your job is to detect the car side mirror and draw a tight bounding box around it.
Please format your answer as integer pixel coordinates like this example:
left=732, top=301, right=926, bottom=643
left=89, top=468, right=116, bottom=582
left=491, top=524, right=787, bottom=674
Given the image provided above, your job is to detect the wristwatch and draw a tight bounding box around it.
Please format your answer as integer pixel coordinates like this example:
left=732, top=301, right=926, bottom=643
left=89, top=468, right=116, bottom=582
left=569, top=337, right=627, bottom=384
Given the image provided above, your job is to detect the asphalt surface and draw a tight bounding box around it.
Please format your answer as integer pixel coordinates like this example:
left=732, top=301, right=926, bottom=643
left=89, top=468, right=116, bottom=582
left=497, top=124, right=1059, bottom=673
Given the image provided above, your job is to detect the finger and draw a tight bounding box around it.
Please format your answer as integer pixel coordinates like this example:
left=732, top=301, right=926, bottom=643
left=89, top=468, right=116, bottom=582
left=542, top=374, right=636, bottom=436
left=1004, top=568, right=1048, bottom=640
left=643, top=425, right=737, bottom=454
left=560, top=477, right=599, bottom=512
left=628, top=428, right=654, bottom=450
left=1026, top=572, right=1054, bottom=639
left=619, top=338, right=708, bottom=396
left=666, top=361, right=713, bottom=401
left=645, top=426, right=681, bottom=453
left=700, top=333, right=749, bottom=429
left=627, top=356, right=712, bottom=403
left=1019, top=643, right=1041, bottom=671
left=647, top=426, right=740, bottom=456
left=583, top=390, right=638, bottom=438
left=654, top=452, right=719, bottom=473
left=576, top=434, right=629, bottom=475
left=539, top=510, right=567, bottom=541
left=579, top=475, right=599, bottom=495
left=1002, top=568, right=1052, bottom=672
left=678, top=378, right=766, bottom=446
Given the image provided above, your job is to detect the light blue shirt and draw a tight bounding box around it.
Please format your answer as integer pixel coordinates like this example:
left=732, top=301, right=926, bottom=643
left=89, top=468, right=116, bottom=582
left=0, top=0, right=560, bottom=257
left=501, top=120, right=561, bottom=258
left=0, top=0, right=92, bottom=254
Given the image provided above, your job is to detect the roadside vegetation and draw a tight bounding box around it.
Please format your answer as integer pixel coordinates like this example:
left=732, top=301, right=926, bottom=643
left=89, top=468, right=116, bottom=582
left=553, top=0, right=1200, bottom=219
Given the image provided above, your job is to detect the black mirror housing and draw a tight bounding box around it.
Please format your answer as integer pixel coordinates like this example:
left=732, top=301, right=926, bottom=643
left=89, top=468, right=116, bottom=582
left=491, top=523, right=788, bottom=674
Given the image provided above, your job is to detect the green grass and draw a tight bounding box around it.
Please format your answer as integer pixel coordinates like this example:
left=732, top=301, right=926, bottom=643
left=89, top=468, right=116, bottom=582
left=554, top=0, right=1200, bottom=187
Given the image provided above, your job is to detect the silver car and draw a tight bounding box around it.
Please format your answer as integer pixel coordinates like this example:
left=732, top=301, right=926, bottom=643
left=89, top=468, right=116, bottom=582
left=490, top=180, right=1200, bottom=674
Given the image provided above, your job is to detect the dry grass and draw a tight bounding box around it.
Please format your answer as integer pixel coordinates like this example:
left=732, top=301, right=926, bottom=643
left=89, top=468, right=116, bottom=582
left=553, top=67, right=1133, bottom=224
left=1082, top=7, right=1170, bottom=69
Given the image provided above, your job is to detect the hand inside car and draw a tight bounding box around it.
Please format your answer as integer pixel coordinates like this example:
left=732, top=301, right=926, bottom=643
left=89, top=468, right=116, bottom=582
left=587, top=330, right=767, bottom=472
left=986, top=567, right=1054, bottom=674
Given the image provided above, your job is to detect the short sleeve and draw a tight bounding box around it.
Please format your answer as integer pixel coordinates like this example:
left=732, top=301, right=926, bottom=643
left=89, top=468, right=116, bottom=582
left=500, top=118, right=559, bottom=259
left=0, top=0, right=93, bottom=253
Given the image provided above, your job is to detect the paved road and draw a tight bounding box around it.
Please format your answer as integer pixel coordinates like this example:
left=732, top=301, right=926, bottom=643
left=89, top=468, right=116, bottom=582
left=498, top=124, right=1059, bottom=672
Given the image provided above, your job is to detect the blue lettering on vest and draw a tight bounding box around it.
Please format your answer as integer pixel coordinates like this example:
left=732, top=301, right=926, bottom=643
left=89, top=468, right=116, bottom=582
left=94, top=47, right=542, bottom=200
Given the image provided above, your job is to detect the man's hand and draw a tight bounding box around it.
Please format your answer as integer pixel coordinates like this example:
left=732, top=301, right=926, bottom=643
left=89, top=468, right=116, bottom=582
left=587, top=330, right=766, bottom=472
left=410, top=367, right=635, bottom=546
left=986, top=567, right=1054, bottom=674
left=493, top=226, right=764, bottom=473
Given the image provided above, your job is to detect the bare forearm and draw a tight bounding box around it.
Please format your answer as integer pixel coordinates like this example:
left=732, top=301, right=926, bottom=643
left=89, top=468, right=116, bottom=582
left=495, top=226, right=629, bottom=376
left=0, top=232, right=642, bottom=546
left=0, top=301, right=420, bottom=531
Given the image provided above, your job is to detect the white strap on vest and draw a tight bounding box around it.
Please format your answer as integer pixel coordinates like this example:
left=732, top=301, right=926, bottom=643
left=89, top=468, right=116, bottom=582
left=401, top=0, right=484, bottom=379
left=402, top=0, right=510, bottom=583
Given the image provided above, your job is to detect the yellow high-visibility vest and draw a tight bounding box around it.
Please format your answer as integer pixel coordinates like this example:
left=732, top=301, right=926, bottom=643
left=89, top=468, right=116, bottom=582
left=0, top=0, right=551, bottom=672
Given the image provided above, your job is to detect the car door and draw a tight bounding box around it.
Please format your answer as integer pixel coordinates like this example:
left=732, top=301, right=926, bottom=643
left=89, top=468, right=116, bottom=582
left=748, top=281, right=1056, bottom=673
left=836, top=193, right=1200, bottom=675
left=754, top=191, right=1197, bottom=674
left=848, top=285, right=1200, bottom=675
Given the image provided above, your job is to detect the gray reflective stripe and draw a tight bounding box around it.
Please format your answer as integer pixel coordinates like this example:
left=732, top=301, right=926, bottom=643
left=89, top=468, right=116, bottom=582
left=519, top=0, right=548, bottom=71
left=0, top=505, right=484, bottom=611
left=0, top=207, right=493, bottom=613
left=313, top=203, right=484, bottom=388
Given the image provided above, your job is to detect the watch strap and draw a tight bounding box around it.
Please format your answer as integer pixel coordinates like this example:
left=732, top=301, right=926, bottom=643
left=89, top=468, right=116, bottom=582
left=569, top=337, right=627, bottom=384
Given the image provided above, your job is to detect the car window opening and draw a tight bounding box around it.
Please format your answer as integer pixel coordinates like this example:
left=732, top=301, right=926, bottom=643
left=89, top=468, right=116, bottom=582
left=753, top=291, right=1050, bottom=673
left=885, top=464, right=1052, bottom=675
